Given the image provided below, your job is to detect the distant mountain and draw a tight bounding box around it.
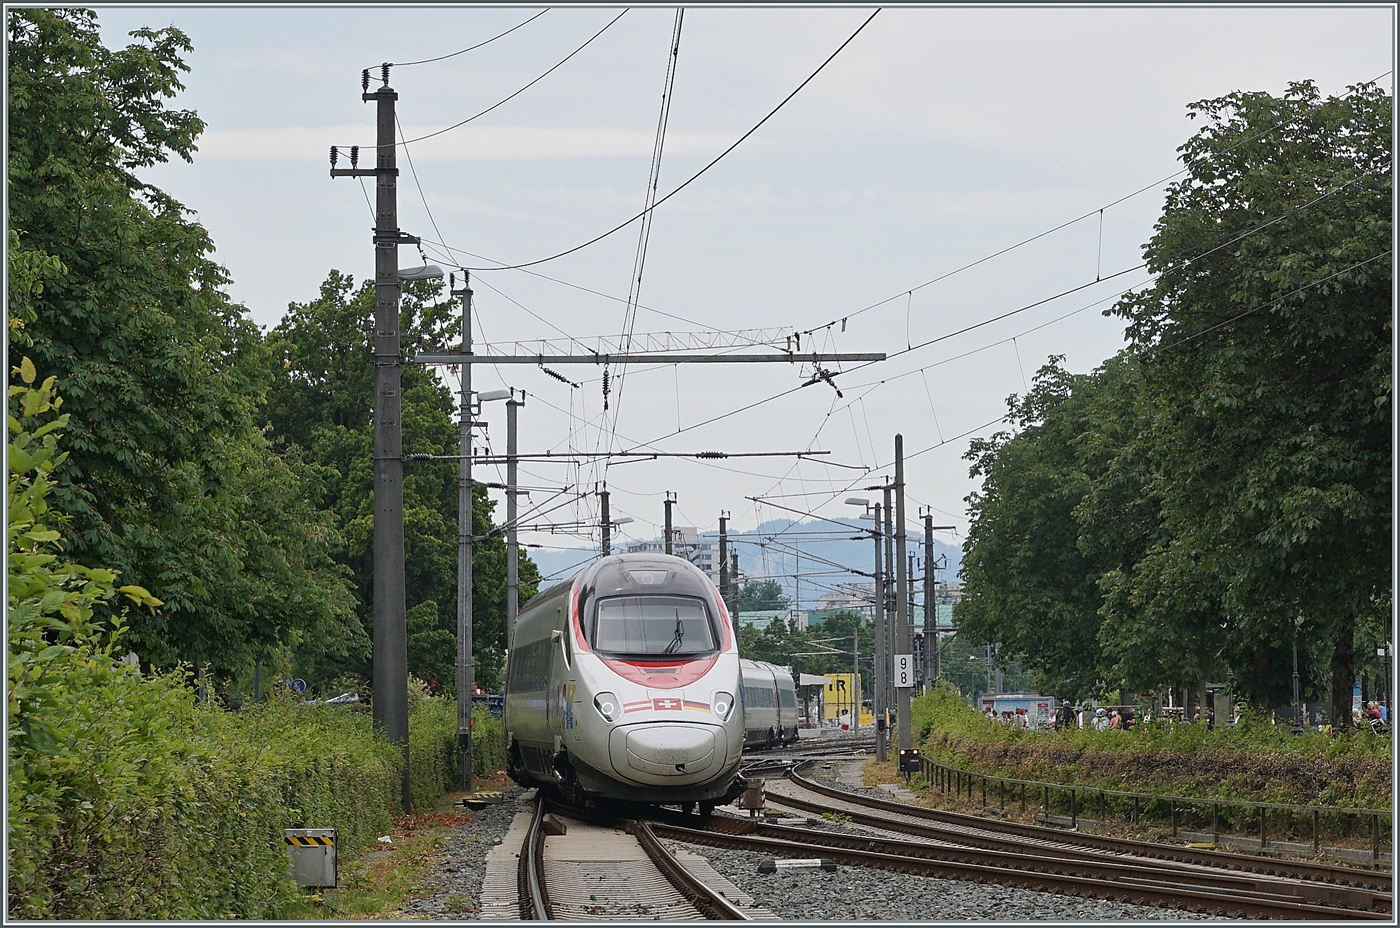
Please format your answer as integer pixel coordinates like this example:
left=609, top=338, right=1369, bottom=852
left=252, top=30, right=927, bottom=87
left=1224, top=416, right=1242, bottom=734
left=525, top=517, right=963, bottom=609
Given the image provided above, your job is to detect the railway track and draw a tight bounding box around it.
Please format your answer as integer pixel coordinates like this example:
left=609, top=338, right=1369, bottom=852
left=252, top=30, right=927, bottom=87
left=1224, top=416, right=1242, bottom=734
left=499, top=759, right=1390, bottom=920
left=515, top=795, right=764, bottom=920
left=781, top=760, right=1391, bottom=891
left=654, top=759, right=1388, bottom=920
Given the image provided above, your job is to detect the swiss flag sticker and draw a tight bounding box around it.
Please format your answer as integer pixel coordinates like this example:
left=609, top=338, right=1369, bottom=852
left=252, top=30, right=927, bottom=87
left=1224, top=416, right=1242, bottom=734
left=652, top=697, right=682, bottom=711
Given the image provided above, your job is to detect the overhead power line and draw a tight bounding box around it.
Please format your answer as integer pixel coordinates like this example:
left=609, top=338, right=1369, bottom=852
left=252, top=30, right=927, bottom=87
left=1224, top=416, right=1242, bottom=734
left=387, top=9, right=548, bottom=67
left=461, top=9, right=881, bottom=271
left=617, top=163, right=1389, bottom=455
left=354, top=10, right=627, bottom=150
left=797, top=69, right=1394, bottom=339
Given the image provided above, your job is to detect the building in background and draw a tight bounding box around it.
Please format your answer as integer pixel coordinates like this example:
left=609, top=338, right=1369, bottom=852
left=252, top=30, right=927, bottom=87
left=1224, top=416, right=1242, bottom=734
left=627, top=527, right=724, bottom=584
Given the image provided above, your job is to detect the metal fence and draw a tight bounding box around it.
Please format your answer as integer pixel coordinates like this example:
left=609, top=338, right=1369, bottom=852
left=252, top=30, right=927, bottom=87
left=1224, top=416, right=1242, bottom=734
left=921, top=757, right=1392, bottom=865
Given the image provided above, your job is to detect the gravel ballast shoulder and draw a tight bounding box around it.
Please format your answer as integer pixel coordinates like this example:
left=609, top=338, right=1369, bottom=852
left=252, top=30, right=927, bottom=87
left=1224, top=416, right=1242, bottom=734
left=394, top=785, right=530, bottom=919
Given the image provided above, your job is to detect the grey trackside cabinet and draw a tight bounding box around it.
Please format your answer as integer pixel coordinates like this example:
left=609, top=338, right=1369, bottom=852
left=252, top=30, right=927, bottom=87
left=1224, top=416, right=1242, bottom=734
left=285, top=828, right=337, bottom=888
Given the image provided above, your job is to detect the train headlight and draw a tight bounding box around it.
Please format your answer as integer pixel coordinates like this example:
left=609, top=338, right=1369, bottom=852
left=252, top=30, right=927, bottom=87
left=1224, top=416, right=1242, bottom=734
left=711, top=691, right=734, bottom=720
left=594, top=691, right=621, bottom=722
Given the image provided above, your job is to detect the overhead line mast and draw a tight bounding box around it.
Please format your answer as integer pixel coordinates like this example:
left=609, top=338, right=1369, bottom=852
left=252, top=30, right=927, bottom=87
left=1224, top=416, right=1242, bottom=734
left=330, top=65, right=413, bottom=811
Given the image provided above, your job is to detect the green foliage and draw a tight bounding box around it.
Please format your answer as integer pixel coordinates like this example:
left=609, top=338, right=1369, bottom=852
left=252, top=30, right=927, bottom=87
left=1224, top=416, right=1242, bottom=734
left=264, top=270, right=540, bottom=692
left=738, top=579, right=789, bottom=612
left=1106, top=80, right=1391, bottom=724
left=407, top=693, right=455, bottom=811
left=738, top=610, right=877, bottom=695
left=955, top=82, right=1392, bottom=721
left=7, top=8, right=358, bottom=679
left=911, top=688, right=1390, bottom=809
left=7, top=364, right=476, bottom=918
left=471, top=705, right=508, bottom=781
left=8, top=360, right=160, bottom=754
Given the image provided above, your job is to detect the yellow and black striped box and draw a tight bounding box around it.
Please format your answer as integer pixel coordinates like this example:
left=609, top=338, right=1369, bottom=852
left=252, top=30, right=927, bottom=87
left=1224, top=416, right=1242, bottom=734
left=285, top=828, right=337, bottom=888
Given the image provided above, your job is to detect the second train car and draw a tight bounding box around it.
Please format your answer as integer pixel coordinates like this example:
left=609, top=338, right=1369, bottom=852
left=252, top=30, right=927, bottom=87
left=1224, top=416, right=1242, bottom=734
left=740, top=658, right=799, bottom=748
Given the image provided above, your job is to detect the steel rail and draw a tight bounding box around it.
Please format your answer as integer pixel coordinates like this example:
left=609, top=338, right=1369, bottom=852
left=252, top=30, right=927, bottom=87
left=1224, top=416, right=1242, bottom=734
left=629, top=819, right=752, bottom=920
left=517, top=795, right=552, bottom=920
left=790, top=761, right=1391, bottom=890
left=728, top=812, right=1390, bottom=914
left=650, top=819, right=1389, bottom=920
left=764, top=779, right=1389, bottom=911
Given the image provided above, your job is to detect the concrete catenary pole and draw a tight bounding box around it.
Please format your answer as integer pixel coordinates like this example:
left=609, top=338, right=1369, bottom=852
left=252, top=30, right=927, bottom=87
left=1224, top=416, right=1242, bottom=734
left=600, top=487, right=611, bottom=556
left=454, top=274, right=474, bottom=793
left=871, top=503, right=886, bottom=763
left=506, top=390, right=524, bottom=652
left=368, top=72, right=410, bottom=810
left=895, top=434, right=912, bottom=753
left=852, top=623, right=860, bottom=734
left=664, top=493, right=675, bottom=556
left=881, top=487, right=895, bottom=717
left=924, top=513, right=935, bottom=691
left=718, top=514, right=731, bottom=632
left=729, top=549, right=741, bottom=619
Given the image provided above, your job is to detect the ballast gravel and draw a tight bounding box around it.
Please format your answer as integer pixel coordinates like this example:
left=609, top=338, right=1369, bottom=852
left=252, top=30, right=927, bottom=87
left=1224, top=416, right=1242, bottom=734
left=671, top=837, right=1213, bottom=922
left=394, top=785, right=530, bottom=919
left=393, top=758, right=1221, bottom=920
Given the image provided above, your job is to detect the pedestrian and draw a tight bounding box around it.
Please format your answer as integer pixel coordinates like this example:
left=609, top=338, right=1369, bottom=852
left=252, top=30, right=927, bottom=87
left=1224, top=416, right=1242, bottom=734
left=1092, top=707, right=1109, bottom=731
left=1108, top=709, right=1121, bottom=729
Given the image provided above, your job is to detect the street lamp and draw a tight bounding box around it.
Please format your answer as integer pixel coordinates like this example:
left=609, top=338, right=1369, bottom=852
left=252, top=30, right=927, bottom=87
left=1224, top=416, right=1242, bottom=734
left=459, top=385, right=511, bottom=792
left=398, top=263, right=445, bottom=281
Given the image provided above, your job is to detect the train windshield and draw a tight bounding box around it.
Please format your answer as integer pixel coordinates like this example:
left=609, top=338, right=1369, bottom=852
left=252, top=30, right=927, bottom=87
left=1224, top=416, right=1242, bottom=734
left=590, top=595, right=718, bottom=657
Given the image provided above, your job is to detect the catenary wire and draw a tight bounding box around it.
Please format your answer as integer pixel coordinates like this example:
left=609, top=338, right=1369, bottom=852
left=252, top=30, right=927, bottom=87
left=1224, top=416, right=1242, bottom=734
left=796, top=69, right=1394, bottom=339
left=365, top=10, right=628, bottom=148
left=615, top=164, right=1388, bottom=454
left=387, top=9, right=547, bottom=67
left=459, top=9, right=881, bottom=271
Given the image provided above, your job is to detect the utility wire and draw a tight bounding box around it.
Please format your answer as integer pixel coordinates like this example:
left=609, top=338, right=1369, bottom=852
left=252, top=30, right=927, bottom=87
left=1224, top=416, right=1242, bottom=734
left=388, top=9, right=547, bottom=67
left=385, top=10, right=628, bottom=148
left=604, top=8, right=684, bottom=473
left=796, top=69, right=1394, bottom=338
left=461, top=9, right=881, bottom=270
left=617, top=164, right=1389, bottom=454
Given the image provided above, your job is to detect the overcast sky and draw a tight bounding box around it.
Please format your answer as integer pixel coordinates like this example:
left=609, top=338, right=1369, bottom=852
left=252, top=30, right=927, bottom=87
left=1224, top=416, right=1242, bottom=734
left=96, top=4, right=1393, bottom=561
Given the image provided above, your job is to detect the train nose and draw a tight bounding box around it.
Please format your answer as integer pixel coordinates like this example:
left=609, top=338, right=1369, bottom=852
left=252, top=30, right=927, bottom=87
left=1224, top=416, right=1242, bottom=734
left=612, top=724, right=723, bottom=780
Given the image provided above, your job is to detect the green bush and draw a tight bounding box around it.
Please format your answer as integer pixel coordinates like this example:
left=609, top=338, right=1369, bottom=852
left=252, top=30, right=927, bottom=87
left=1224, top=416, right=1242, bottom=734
left=471, top=704, right=507, bottom=780
left=409, top=693, right=457, bottom=809
left=7, top=365, right=404, bottom=918
left=911, top=685, right=1391, bottom=809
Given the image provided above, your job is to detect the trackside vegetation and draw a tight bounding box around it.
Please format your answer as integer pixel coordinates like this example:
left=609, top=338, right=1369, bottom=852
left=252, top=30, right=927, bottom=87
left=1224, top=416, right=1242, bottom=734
left=7, top=365, right=499, bottom=918
left=955, top=81, right=1391, bottom=728
left=911, top=688, right=1392, bottom=810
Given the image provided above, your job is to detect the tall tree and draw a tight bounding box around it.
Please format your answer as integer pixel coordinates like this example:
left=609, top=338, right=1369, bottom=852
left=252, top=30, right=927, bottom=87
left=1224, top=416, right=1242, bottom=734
left=7, top=9, right=357, bottom=677
left=263, top=271, right=540, bottom=691
left=1109, top=80, right=1391, bottom=727
left=738, top=580, right=789, bottom=612
left=956, top=358, right=1118, bottom=703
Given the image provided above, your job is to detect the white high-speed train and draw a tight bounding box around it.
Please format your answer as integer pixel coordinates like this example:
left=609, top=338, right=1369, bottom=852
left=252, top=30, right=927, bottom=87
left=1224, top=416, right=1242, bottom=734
left=503, top=553, right=747, bottom=812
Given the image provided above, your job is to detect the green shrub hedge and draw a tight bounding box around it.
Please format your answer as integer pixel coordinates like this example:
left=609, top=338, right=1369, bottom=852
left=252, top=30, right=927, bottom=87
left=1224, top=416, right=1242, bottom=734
left=7, top=681, right=504, bottom=919
left=7, top=366, right=507, bottom=918
left=912, top=685, right=1392, bottom=809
